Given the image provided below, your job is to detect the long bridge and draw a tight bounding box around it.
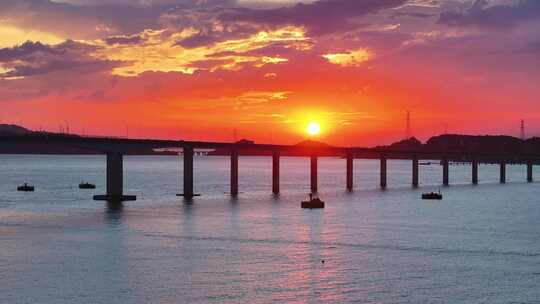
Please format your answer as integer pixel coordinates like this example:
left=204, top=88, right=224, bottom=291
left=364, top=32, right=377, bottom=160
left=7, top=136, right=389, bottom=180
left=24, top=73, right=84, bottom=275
left=2, top=135, right=539, bottom=202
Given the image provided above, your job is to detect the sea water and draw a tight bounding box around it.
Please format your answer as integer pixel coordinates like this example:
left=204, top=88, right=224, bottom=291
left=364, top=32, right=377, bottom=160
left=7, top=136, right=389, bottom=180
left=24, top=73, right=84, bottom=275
left=1, top=155, right=539, bottom=303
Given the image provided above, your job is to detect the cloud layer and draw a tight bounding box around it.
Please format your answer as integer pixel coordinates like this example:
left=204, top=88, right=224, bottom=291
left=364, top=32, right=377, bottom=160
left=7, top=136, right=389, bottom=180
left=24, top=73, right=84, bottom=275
left=0, top=40, right=123, bottom=78
left=1, top=0, right=540, bottom=144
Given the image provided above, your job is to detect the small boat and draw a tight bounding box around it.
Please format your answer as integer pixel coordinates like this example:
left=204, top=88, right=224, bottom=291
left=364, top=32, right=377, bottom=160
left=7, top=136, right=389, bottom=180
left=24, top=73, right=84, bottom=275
left=17, top=183, right=35, bottom=192
left=419, top=162, right=432, bottom=166
left=301, top=193, right=325, bottom=209
left=79, top=182, right=96, bottom=189
left=422, top=190, right=442, bottom=200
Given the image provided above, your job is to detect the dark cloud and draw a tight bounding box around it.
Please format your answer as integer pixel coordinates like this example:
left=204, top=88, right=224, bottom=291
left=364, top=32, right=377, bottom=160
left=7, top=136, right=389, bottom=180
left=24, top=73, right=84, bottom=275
left=515, top=40, right=540, bottom=54
left=0, top=41, right=61, bottom=61
left=166, top=0, right=407, bottom=49
left=0, top=0, right=197, bottom=38
left=176, top=33, right=222, bottom=48
left=526, top=41, right=540, bottom=52
left=439, top=0, right=540, bottom=29
left=188, top=41, right=309, bottom=67
left=220, top=0, right=407, bottom=36
left=0, top=40, right=124, bottom=78
left=1, top=0, right=407, bottom=50
left=160, top=5, right=259, bottom=49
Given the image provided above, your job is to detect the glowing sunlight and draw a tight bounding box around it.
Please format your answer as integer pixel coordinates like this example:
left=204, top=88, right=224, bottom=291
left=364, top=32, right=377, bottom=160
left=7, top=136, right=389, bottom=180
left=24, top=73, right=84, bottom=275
left=306, top=122, right=321, bottom=136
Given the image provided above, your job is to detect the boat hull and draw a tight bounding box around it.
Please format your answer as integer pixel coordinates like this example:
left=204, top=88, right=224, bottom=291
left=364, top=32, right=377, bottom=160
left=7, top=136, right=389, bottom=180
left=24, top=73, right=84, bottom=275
left=17, top=187, right=34, bottom=192
left=79, top=184, right=96, bottom=189
left=301, top=201, right=325, bottom=209
left=422, top=194, right=442, bottom=200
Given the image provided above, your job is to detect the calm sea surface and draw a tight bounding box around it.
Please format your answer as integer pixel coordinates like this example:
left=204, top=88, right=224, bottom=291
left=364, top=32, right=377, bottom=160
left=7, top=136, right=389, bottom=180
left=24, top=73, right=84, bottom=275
left=1, top=155, right=539, bottom=303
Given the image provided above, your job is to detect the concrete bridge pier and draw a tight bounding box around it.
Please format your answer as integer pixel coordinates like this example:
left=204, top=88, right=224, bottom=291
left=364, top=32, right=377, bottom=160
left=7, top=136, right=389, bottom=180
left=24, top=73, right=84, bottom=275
left=472, top=158, right=479, bottom=185
left=412, top=156, right=419, bottom=187
left=231, top=149, right=239, bottom=196
left=442, top=157, right=449, bottom=186
left=177, top=146, right=199, bottom=199
left=94, top=152, right=136, bottom=202
left=500, top=161, right=506, bottom=184
left=311, top=155, right=318, bottom=193
left=272, top=151, right=280, bottom=195
left=184, top=146, right=194, bottom=197
left=527, top=161, right=533, bottom=182
left=346, top=153, right=354, bottom=191
left=380, top=156, right=387, bottom=189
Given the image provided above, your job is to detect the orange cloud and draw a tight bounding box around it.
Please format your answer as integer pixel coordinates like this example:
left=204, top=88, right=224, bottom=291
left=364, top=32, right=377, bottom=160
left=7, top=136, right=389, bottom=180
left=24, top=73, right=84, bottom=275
left=90, top=26, right=310, bottom=76
left=322, top=48, right=372, bottom=67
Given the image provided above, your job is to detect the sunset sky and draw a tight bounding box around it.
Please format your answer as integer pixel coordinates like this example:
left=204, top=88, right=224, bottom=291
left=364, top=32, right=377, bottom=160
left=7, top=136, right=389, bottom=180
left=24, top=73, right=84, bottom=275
left=1, top=0, right=539, bottom=146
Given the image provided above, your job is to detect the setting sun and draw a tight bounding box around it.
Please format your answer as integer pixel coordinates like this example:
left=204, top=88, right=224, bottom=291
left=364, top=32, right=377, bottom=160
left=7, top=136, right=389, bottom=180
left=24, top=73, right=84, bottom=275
left=306, top=122, right=321, bottom=136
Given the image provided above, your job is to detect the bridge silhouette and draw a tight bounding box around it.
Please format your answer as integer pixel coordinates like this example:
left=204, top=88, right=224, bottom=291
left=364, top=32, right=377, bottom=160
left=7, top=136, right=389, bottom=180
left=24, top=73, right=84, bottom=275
left=3, top=134, right=539, bottom=202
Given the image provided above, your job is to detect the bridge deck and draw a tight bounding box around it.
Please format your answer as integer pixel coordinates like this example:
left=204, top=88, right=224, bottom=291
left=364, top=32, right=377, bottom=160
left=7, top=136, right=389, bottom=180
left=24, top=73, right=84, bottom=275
left=2, top=134, right=540, bottom=160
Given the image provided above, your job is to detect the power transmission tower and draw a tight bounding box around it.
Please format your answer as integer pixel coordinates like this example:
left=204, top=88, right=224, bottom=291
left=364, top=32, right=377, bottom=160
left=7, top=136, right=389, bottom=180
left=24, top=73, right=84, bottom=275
left=520, top=119, right=526, bottom=140
left=405, top=111, right=411, bottom=139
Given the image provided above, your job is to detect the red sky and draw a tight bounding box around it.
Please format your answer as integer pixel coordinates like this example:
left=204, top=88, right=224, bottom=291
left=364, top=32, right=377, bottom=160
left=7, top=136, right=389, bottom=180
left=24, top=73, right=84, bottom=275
left=1, top=0, right=539, bottom=146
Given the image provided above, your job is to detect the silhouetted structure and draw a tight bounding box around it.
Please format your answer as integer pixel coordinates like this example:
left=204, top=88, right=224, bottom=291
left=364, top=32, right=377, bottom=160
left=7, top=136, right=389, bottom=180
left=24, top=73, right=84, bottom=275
left=0, top=124, right=32, bottom=136
left=521, top=119, right=526, bottom=140
left=2, top=126, right=540, bottom=202
left=405, top=111, right=411, bottom=140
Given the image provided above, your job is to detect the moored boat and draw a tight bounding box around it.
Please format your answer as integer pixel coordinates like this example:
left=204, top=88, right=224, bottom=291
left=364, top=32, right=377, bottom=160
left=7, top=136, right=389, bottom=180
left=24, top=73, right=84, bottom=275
left=79, top=182, right=96, bottom=189
left=17, top=183, right=35, bottom=192
left=422, top=190, right=442, bottom=200
left=301, top=193, right=325, bottom=209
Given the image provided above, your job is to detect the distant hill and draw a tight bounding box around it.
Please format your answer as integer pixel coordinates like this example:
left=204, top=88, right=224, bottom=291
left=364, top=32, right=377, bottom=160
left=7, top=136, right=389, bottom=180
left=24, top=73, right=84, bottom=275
left=523, top=137, right=540, bottom=152
left=387, top=137, right=423, bottom=150
left=0, top=124, right=32, bottom=136
left=424, top=134, right=524, bottom=154
left=2, top=124, right=538, bottom=157
left=372, top=134, right=538, bottom=162
left=0, top=124, right=172, bottom=155
left=207, top=139, right=262, bottom=156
